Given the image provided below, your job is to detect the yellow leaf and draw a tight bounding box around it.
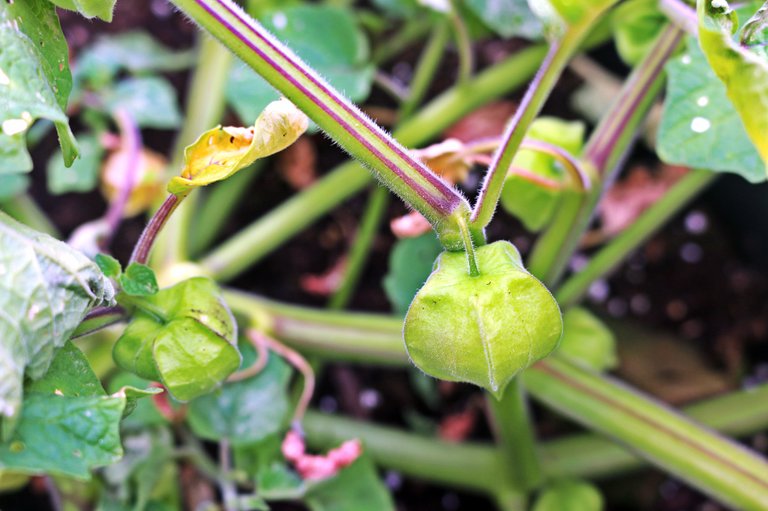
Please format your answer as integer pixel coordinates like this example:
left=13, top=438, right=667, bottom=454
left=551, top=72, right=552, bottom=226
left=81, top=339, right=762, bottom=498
left=168, top=98, right=308, bottom=196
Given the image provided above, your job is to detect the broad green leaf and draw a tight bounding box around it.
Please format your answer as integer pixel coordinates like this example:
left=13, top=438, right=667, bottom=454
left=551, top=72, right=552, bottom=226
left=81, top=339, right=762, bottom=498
left=372, top=0, right=421, bottom=17
left=501, top=117, right=585, bottom=232
left=75, top=32, right=195, bottom=89
left=46, top=135, right=104, bottom=194
left=305, top=454, right=395, bottom=511
left=698, top=0, right=768, bottom=173
left=0, top=0, right=78, bottom=169
left=226, top=6, right=375, bottom=125
left=611, top=0, right=666, bottom=66
left=657, top=39, right=765, bottom=182
left=168, top=99, right=307, bottom=196
left=113, top=277, right=241, bottom=401
left=48, top=0, right=116, bottom=21
left=532, top=480, right=604, bottom=511
left=118, top=263, right=159, bottom=297
left=383, top=233, right=443, bottom=315
left=103, top=77, right=182, bottom=130
left=0, top=342, right=125, bottom=479
left=0, top=174, right=30, bottom=201
left=557, top=308, right=617, bottom=372
left=465, top=0, right=543, bottom=39
left=95, top=253, right=122, bottom=279
left=187, top=348, right=292, bottom=446
left=0, top=211, right=114, bottom=434
left=0, top=134, right=32, bottom=174
left=404, top=241, right=563, bottom=398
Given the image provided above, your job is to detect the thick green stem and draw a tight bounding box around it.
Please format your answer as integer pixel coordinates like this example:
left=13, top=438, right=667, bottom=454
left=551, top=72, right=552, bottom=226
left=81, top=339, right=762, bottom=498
left=526, top=357, right=768, bottom=510
left=170, top=0, right=467, bottom=229
left=328, top=186, right=390, bottom=310
left=556, top=169, right=716, bottom=307
left=471, top=26, right=590, bottom=230
left=527, top=25, right=683, bottom=286
left=199, top=43, right=551, bottom=281
left=400, top=20, right=451, bottom=119
left=303, top=383, right=768, bottom=491
left=226, top=290, right=768, bottom=508
left=486, top=379, right=542, bottom=491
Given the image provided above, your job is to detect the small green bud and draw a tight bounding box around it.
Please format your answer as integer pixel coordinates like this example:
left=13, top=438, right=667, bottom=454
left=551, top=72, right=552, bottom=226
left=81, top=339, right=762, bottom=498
left=403, top=241, right=563, bottom=398
left=114, top=277, right=241, bottom=401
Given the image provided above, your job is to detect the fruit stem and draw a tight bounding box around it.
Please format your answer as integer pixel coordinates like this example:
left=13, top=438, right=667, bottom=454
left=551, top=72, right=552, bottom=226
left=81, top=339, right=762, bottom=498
left=458, top=215, right=480, bottom=277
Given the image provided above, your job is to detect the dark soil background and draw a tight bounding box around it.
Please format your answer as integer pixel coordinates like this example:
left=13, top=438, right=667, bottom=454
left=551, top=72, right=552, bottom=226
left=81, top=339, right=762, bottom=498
left=5, top=1, right=768, bottom=510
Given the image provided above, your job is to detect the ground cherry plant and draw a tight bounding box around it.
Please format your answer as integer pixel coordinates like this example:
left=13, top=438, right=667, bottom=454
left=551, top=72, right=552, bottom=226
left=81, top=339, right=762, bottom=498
left=1, top=0, right=768, bottom=509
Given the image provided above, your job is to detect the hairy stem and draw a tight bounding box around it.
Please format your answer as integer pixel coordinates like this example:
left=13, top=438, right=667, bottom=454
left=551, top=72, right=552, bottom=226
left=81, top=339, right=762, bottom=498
left=170, top=0, right=467, bottom=229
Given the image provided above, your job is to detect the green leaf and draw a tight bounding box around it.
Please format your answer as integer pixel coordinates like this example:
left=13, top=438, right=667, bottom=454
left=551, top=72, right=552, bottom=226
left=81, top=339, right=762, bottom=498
left=187, top=348, right=292, bottom=446
left=75, top=32, right=195, bottom=88
left=383, top=234, right=444, bottom=315
left=0, top=0, right=78, bottom=168
left=46, top=135, right=104, bottom=194
left=403, top=241, right=563, bottom=398
left=500, top=117, right=585, bottom=232
left=464, top=0, right=543, bottom=40
left=103, top=77, right=182, bottom=130
left=226, top=6, right=375, bottom=125
left=529, top=0, right=617, bottom=33
left=0, top=211, right=114, bottom=434
left=113, top=277, right=241, bottom=401
left=741, top=2, right=768, bottom=59
left=698, top=0, right=768, bottom=173
left=119, top=263, right=159, bottom=297
left=305, top=454, right=395, bottom=511
left=0, top=134, right=32, bottom=174
left=107, top=373, right=168, bottom=430
left=0, top=342, right=125, bottom=479
left=95, top=253, right=122, bottom=279
left=0, top=173, right=30, bottom=201
left=557, top=308, right=618, bottom=372
left=611, top=0, right=666, bottom=66
left=657, top=39, right=765, bottom=182
left=48, top=0, right=116, bottom=21
left=532, top=480, right=604, bottom=511
left=371, top=0, right=421, bottom=17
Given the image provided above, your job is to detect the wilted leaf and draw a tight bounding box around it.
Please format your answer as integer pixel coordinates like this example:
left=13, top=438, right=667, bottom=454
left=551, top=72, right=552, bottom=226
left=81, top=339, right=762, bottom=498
left=0, top=212, right=114, bottom=434
left=226, top=6, right=374, bottom=125
left=0, top=0, right=78, bottom=169
left=188, top=348, right=291, bottom=446
left=698, top=0, right=768, bottom=173
left=100, top=146, right=167, bottom=217
left=168, top=99, right=308, bottom=196
left=658, top=38, right=763, bottom=181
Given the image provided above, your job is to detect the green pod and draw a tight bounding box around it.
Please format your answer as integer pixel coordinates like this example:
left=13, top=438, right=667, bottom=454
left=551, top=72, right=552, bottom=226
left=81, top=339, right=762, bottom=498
left=114, top=277, right=241, bottom=401
left=403, top=241, right=563, bottom=398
